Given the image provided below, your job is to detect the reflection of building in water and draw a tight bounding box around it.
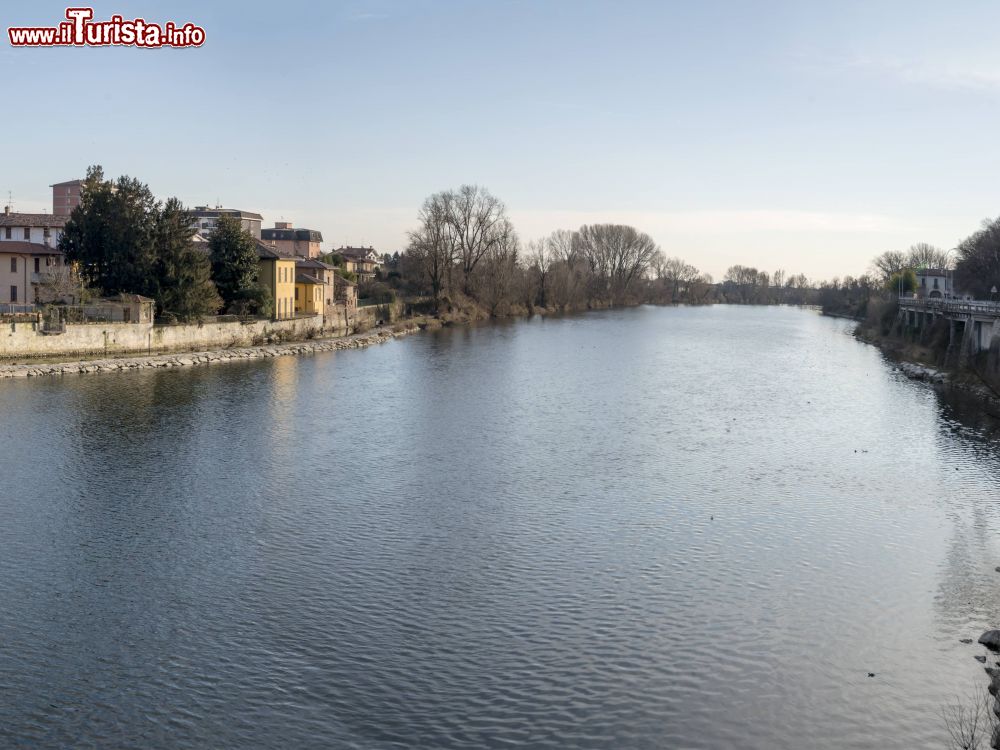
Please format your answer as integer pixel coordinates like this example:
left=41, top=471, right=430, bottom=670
left=267, top=355, right=299, bottom=445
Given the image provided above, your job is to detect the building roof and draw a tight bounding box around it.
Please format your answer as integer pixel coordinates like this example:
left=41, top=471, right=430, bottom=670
left=50, top=179, right=83, bottom=187
left=338, top=246, right=378, bottom=259
left=916, top=268, right=950, bottom=276
left=257, top=245, right=291, bottom=260
left=295, top=257, right=334, bottom=270
left=0, top=212, right=66, bottom=228
left=0, top=241, right=63, bottom=256
left=295, top=273, right=323, bottom=285
left=115, top=293, right=155, bottom=303
left=261, top=228, right=323, bottom=243
left=333, top=274, right=357, bottom=288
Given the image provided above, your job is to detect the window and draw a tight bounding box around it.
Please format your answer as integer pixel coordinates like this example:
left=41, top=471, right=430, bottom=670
left=295, top=287, right=299, bottom=300
left=10, top=258, right=16, bottom=273
left=23, top=228, right=29, bottom=240
left=4, top=227, right=10, bottom=239
left=933, top=278, right=939, bottom=289
left=10, top=286, right=17, bottom=302
left=34, top=258, right=39, bottom=274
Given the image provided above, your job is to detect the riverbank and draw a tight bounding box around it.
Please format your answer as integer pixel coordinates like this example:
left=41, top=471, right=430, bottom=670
left=0, top=321, right=424, bottom=378
left=853, top=319, right=1000, bottom=410
left=0, top=293, right=626, bottom=378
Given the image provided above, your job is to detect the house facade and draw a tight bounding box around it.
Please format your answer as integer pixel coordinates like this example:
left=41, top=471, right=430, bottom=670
left=0, top=208, right=65, bottom=248
left=334, top=273, right=357, bottom=312
left=262, top=222, right=323, bottom=258
left=256, top=242, right=297, bottom=320
left=294, top=274, right=324, bottom=315
left=915, top=268, right=971, bottom=301
left=0, top=242, right=66, bottom=304
left=339, top=246, right=380, bottom=282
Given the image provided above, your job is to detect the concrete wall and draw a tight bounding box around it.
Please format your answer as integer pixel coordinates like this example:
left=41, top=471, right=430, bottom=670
left=0, top=303, right=401, bottom=359
left=0, top=300, right=403, bottom=360
left=0, top=314, right=327, bottom=359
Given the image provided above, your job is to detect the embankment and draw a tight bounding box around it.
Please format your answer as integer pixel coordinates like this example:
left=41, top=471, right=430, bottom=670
left=851, top=302, right=1000, bottom=407
left=0, top=303, right=398, bottom=361
left=0, top=321, right=423, bottom=379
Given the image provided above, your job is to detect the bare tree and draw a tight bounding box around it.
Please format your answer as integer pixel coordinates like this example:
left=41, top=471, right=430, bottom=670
left=954, top=217, right=1000, bottom=299
left=649, top=250, right=667, bottom=280
left=662, top=256, right=701, bottom=302
left=445, top=184, right=509, bottom=296
left=942, top=687, right=997, bottom=750
left=871, top=250, right=909, bottom=283
left=907, top=242, right=951, bottom=270
left=725, top=265, right=763, bottom=303
left=406, top=192, right=457, bottom=306
left=477, top=221, right=519, bottom=315
left=34, top=263, right=94, bottom=305
left=576, top=224, right=658, bottom=304
left=772, top=269, right=785, bottom=303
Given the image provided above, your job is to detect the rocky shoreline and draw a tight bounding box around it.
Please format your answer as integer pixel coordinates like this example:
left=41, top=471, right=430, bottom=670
left=893, top=360, right=949, bottom=385
left=0, top=322, right=423, bottom=378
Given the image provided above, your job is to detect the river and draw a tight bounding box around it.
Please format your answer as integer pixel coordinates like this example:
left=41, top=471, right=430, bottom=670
left=1, top=304, right=998, bottom=749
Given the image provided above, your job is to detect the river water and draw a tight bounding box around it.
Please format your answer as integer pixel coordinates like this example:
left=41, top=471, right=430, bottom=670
left=1, top=304, right=999, bottom=749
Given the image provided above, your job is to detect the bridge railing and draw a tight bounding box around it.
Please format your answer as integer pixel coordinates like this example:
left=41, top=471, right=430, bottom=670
left=898, top=297, right=1000, bottom=316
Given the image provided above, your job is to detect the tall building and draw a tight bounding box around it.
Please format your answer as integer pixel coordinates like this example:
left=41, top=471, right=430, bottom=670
left=50, top=179, right=83, bottom=217
left=190, top=207, right=263, bottom=239
left=261, top=221, right=323, bottom=258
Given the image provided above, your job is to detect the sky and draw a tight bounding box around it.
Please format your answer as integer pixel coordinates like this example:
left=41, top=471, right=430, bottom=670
left=4, top=0, right=1000, bottom=281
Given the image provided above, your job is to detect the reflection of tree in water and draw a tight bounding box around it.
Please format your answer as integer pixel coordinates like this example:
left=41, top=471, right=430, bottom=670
left=931, top=391, right=1000, bottom=633
left=64, top=362, right=274, bottom=498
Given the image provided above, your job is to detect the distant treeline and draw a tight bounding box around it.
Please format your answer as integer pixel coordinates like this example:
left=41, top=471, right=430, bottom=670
left=371, top=185, right=833, bottom=317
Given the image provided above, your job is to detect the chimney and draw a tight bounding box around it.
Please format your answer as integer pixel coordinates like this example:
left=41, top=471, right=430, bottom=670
left=3, top=205, right=9, bottom=215
left=275, top=221, right=293, bottom=229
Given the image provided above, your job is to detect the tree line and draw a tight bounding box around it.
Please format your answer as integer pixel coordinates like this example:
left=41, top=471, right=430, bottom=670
left=385, top=184, right=819, bottom=315
left=56, top=173, right=841, bottom=323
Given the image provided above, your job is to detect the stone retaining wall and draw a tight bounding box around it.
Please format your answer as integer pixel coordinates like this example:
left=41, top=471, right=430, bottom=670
left=0, top=302, right=400, bottom=360
left=0, top=322, right=422, bottom=378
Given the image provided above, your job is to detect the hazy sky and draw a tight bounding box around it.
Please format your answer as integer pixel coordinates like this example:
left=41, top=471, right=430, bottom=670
left=5, top=0, right=1000, bottom=280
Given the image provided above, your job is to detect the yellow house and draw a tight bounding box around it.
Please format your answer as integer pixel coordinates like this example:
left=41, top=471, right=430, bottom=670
left=294, top=273, right=324, bottom=315
left=256, top=242, right=297, bottom=320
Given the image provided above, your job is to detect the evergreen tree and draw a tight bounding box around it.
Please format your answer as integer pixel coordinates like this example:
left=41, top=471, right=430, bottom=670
left=208, top=214, right=266, bottom=315
left=153, top=198, right=222, bottom=321
left=59, top=165, right=159, bottom=297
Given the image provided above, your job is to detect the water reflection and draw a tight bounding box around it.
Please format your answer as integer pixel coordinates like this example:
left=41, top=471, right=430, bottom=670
left=1, top=306, right=1000, bottom=748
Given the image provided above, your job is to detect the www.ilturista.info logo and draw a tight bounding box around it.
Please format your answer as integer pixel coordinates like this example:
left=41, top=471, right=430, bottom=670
left=8, top=7, right=205, bottom=48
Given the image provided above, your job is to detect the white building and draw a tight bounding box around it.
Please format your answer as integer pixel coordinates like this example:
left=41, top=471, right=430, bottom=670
left=915, top=268, right=971, bottom=300
left=0, top=207, right=65, bottom=248
left=189, top=207, right=263, bottom=239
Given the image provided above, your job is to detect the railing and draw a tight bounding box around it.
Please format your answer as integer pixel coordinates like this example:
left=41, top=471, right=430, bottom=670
left=899, top=297, right=1000, bottom=316
left=0, top=304, right=38, bottom=316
